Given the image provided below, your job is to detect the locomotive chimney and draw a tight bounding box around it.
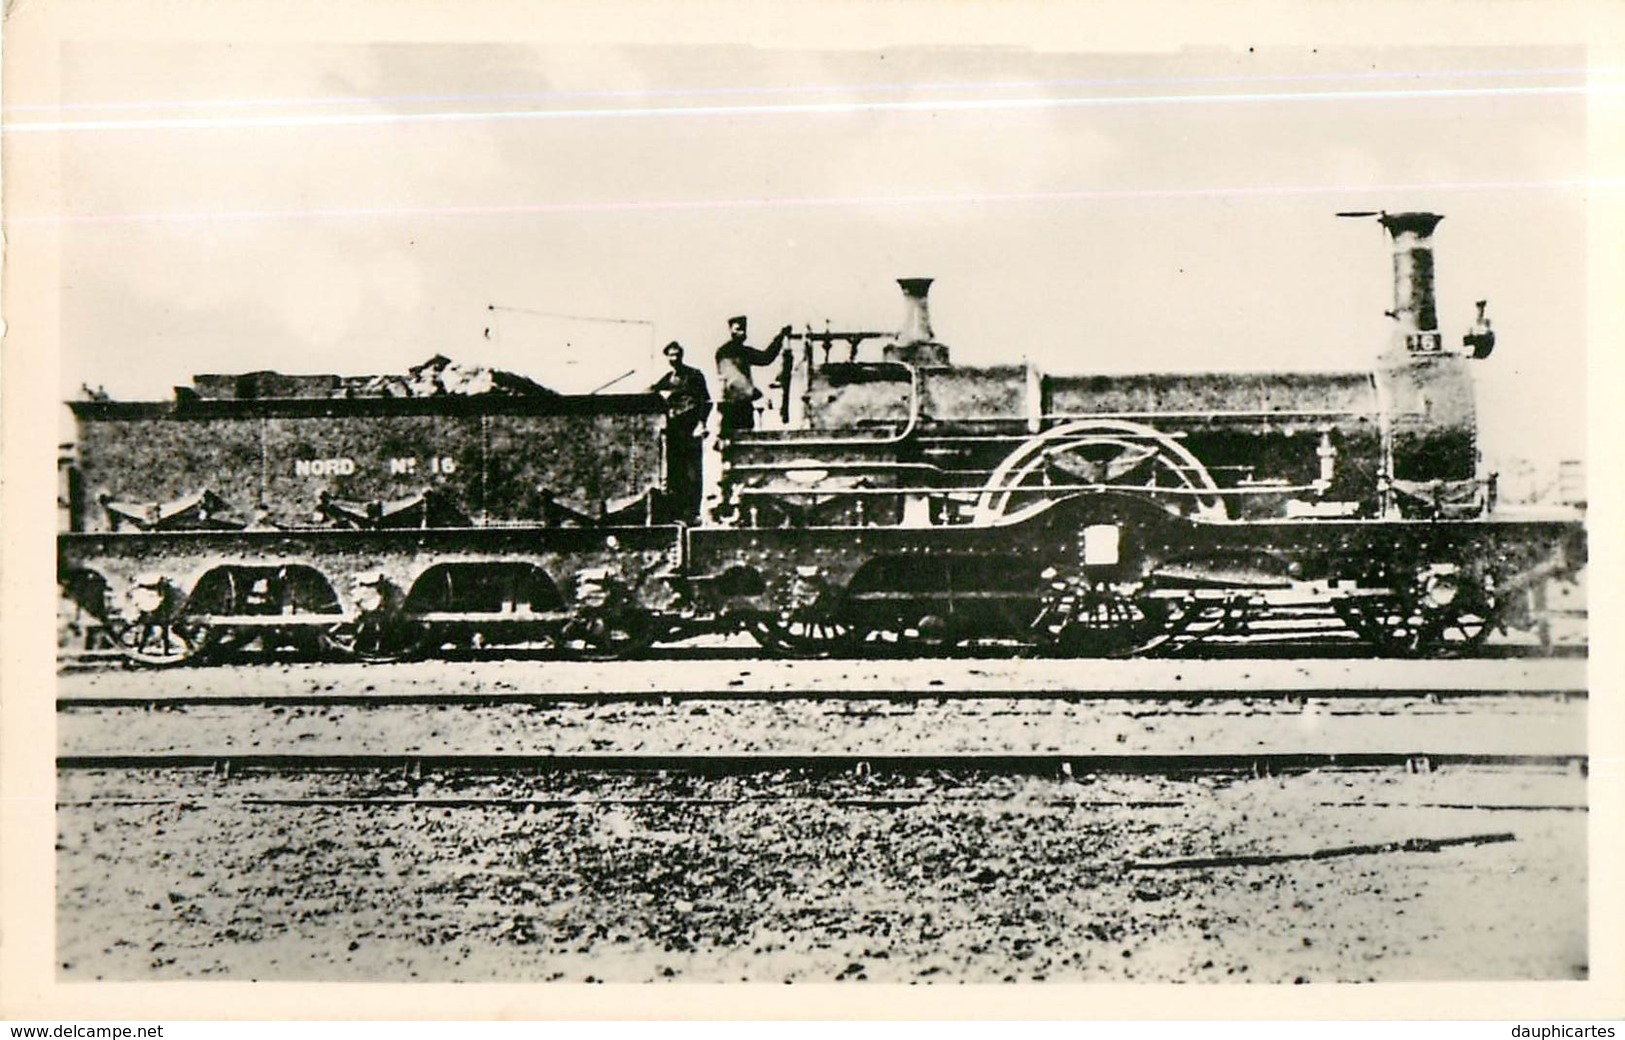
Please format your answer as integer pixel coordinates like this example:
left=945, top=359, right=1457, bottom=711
left=898, top=278, right=935, bottom=344
left=885, top=278, right=951, bottom=365
left=1380, top=211, right=1445, bottom=354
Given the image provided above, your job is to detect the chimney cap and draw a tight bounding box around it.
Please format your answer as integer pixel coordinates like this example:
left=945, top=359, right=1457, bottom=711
left=1380, top=212, right=1445, bottom=237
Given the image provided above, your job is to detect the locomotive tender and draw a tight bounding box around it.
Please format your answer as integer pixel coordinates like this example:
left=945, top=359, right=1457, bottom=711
left=57, top=212, right=1586, bottom=664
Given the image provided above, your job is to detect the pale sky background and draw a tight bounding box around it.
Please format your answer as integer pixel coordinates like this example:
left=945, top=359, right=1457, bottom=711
left=17, top=42, right=1592, bottom=469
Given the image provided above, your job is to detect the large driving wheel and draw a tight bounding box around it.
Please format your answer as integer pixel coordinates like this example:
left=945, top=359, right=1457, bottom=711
left=974, top=419, right=1226, bottom=526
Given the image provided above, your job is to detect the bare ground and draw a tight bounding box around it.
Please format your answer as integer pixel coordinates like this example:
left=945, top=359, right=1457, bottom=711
left=56, top=765, right=1587, bottom=983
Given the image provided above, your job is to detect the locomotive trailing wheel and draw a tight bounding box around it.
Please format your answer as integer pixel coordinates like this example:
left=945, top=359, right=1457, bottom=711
left=559, top=564, right=662, bottom=660
left=1027, top=576, right=1182, bottom=658
left=749, top=610, right=857, bottom=658
left=974, top=419, right=1226, bottom=525
left=748, top=566, right=856, bottom=657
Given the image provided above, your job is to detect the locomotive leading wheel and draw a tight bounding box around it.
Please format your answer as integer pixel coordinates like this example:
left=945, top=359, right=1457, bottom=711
left=1337, top=565, right=1499, bottom=658
left=1336, top=598, right=1425, bottom=656
left=1415, top=567, right=1498, bottom=654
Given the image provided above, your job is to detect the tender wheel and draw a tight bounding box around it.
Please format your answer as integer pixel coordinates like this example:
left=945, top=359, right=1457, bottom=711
left=323, top=616, right=421, bottom=663
left=111, top=617, right=213, bottom=667
left=750, top=610, right=856, bottom=658
left=562, top=609, right=660, bottom=661
left=58, top=571, right=111, bottom=656
left=184, top=565, right=342, bottom=661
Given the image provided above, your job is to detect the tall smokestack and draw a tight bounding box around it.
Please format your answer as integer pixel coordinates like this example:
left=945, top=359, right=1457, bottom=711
left=897, top=278, right=935, bottom=345
left=885, top=278, right=951, bottom=365
left=1380, top=211, right=1444, bottom=354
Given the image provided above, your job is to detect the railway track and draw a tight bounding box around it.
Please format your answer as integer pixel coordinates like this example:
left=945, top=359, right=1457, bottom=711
left=56, top=634, right=1588, bottom=672
left=56, top=750, right=1587, bottom=780
left=55, top=653, right=1588, bottom=704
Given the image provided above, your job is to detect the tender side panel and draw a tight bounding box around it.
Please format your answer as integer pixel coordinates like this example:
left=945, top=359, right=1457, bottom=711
left=68, top=395, right=669, bottom=530
left=75, top=417, right=263, bottom=531
left=485, top=412, right=666, bottom=522
left=261, top=414, right=484, bottom=526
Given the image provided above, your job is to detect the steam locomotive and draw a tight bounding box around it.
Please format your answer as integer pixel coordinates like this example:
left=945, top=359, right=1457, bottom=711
left=57, top=212, right=1587, bottom=665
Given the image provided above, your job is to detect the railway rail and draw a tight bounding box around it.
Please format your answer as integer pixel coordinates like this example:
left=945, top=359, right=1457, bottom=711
left=55, top=681, right=1587, bottom=709
left=57, top=750, right=1587, bottom=778
left=54, top=652, right=1588, bottom=705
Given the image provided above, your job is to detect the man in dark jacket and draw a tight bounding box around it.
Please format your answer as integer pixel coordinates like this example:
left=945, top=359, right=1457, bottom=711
left=652, top=341, right=711, bottom=520
left=715, top=315, right=791, bottom=437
